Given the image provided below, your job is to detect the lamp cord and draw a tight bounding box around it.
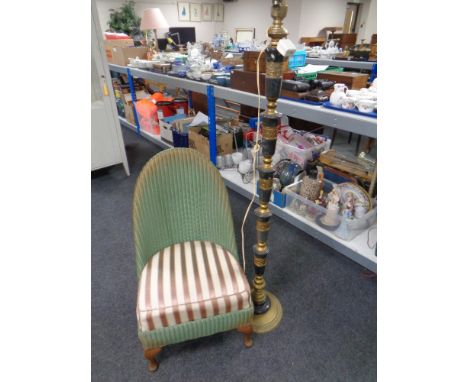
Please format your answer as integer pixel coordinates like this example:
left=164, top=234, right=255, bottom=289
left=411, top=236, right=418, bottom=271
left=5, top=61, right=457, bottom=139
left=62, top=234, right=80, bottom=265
left=240, top=49, right=264, bottom=272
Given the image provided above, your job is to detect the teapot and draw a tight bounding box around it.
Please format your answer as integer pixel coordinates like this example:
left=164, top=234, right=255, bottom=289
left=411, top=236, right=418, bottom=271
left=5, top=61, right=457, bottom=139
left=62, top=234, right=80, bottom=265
left=330, top=83, right=348, bottom=107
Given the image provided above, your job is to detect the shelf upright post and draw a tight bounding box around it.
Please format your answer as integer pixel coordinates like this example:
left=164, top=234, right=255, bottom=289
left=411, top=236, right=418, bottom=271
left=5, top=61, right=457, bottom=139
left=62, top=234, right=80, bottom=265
left=370, top=63, right=377, bottom=82
left=207, top=85, right=217, bottom=165
left=127, top=68, right=140, bottom=134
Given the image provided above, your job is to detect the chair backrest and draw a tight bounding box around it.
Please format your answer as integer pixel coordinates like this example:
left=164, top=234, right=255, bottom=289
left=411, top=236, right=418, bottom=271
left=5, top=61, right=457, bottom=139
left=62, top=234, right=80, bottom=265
left=133, top=148, right=238, bottom=278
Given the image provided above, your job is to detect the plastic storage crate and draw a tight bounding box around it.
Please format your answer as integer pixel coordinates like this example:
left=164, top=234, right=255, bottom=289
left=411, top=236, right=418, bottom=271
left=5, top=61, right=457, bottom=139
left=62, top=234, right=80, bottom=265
left=275, top=135, right=331, bottom=167
left=288, top=50, right=307, bottom=69
left=284, top=179, right=377, bottom=241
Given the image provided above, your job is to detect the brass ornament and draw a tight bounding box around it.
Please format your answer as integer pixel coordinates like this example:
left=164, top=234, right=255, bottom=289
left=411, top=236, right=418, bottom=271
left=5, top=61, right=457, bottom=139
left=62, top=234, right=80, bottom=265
left=266, top=61, right=284, bottom=78
left=262, top=127, right=277, bottom=140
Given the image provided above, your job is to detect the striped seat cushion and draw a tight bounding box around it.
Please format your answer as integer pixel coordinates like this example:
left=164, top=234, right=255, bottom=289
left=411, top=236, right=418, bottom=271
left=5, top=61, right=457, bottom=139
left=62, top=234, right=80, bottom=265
left=137, top=241, right=252, bottom=332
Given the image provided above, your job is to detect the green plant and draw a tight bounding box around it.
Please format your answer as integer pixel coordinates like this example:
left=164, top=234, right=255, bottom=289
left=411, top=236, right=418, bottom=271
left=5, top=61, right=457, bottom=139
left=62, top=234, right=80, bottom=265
left=108, top=0, right=141, bottom=37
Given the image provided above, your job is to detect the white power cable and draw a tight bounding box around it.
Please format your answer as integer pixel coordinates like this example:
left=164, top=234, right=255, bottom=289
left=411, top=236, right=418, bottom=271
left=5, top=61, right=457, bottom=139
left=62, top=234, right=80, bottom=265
left=240, top=49, right=264, bottom=271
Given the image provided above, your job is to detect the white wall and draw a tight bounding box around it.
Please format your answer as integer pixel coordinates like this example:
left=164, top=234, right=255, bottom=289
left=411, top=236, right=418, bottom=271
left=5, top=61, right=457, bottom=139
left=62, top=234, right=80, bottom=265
left=222, top=0, right=376, bottom=45
left=220, top=0, right=302, bottom=44
left=96, top=0, right=222, bottom=42
left=358, top=0, right=376, bottom=42
left=298, top=0, right=348, bottom=39
left=95, top=0, right=377, bottom=45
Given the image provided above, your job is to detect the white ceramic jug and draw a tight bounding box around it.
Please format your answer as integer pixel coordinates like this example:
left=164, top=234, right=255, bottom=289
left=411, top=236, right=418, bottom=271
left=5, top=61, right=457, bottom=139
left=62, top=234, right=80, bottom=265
left=330, top=83, right=348, bottom=107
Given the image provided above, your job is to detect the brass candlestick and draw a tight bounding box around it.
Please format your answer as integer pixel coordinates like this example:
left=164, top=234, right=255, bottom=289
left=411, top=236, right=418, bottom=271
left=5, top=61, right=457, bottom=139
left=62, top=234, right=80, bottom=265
left=251, top=0, right=289, bottom=334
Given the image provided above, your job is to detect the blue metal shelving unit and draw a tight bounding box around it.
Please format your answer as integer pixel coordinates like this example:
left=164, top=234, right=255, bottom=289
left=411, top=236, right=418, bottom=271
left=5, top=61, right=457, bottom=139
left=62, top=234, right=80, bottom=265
left=108, top=63, right=377, bottom=272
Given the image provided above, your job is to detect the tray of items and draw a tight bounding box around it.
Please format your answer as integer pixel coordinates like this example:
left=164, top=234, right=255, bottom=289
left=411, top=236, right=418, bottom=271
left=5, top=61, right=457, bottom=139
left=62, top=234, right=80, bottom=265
left=323, top=79, right=377, bottom=118
left=323, top=101, right=377, bottom=118
left=283, top=170, right=376, bottom=241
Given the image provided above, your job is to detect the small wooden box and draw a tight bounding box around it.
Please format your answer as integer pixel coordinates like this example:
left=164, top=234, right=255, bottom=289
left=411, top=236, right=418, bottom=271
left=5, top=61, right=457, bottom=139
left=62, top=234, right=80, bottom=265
left=316, top=71, right=369, bottom=90
left=243, top=51, right=288, bottom=73
left=231, top=70, right=294, bottom=95
left=231, top=70, right=266, bottom=95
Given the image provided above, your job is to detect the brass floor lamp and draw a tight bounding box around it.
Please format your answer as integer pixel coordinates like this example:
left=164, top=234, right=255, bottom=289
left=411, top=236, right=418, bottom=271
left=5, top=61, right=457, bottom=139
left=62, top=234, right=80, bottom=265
left=251, top=0, right=289, bottom=333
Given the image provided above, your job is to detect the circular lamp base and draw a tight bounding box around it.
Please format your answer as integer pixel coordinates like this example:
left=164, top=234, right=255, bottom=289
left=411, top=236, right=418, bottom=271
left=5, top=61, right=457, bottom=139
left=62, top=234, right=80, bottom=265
left=251, top=291, right=283, bottom=333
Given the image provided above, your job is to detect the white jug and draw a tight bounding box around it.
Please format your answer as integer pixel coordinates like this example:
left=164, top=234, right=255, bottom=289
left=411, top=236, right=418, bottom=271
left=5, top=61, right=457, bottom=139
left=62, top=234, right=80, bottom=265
left=330, top=83, right=348, bottom=107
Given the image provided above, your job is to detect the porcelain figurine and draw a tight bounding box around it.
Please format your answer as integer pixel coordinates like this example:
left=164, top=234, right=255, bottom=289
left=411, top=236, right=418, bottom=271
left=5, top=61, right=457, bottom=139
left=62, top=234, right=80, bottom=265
left=330, top=83, right=348, bottom=107
left=341, top=192, right=355, bottom=219
left=319, top=188, right=341, bottom=227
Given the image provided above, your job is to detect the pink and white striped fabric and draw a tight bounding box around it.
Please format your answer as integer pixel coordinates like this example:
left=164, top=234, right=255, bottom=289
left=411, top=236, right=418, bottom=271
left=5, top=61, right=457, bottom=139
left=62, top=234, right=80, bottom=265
left=137, top=241, right=252, bottom=332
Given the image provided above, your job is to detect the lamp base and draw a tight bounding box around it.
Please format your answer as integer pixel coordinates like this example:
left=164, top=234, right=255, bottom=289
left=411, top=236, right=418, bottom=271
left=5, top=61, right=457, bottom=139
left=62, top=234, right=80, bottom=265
left=251, top=291, right=283, bottom=333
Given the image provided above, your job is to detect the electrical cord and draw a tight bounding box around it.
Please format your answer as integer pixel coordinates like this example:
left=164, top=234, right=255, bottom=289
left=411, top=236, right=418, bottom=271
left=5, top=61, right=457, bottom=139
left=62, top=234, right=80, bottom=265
left=240, top=48, right=264, bottom=271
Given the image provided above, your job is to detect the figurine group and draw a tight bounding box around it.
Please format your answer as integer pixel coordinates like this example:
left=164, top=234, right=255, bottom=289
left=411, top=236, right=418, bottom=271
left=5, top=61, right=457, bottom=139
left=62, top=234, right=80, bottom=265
left=291, top=167, right=368, bottom=227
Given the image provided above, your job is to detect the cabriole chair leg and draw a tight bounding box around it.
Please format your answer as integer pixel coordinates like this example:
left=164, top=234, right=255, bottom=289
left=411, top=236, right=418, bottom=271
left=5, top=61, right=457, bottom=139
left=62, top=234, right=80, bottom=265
left=237, top=324, right=253, bottom=348
left=144, top=347, right=162, bottom=372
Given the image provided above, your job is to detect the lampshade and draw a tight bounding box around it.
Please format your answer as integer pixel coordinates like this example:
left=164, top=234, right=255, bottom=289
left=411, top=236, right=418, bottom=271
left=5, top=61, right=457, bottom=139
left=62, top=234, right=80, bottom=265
left=140, top=8, right=169, bottom=30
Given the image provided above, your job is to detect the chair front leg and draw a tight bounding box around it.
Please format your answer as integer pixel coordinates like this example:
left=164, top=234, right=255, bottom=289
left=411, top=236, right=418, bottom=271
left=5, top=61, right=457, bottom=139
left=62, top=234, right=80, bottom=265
left=237, top=324, right=253, bottom=348
left=144, top=347, right=162, bottom=372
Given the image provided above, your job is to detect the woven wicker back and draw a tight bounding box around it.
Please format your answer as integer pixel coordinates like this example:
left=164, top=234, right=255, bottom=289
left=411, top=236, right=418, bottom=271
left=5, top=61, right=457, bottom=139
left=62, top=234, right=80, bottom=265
left=133, top=148, right=238, bottom=277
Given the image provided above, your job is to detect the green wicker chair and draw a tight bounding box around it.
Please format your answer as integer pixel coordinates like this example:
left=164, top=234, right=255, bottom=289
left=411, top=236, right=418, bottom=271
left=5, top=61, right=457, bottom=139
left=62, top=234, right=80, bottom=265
left=133, top=148, right=253, bottom=372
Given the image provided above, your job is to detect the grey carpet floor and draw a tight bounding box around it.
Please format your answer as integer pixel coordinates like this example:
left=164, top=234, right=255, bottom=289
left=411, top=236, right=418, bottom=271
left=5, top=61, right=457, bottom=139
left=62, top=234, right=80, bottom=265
left=92, top=127, right=377, bottom=382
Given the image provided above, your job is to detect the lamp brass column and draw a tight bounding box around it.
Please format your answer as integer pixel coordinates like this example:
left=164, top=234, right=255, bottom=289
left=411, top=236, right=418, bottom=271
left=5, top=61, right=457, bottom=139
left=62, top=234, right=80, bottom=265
left=251, top=0, right=289, bottom=334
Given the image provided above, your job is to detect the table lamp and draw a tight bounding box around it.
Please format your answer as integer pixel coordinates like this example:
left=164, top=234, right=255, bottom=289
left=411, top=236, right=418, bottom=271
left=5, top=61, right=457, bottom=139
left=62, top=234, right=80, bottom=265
left=140, top=8, right=169, bottom=52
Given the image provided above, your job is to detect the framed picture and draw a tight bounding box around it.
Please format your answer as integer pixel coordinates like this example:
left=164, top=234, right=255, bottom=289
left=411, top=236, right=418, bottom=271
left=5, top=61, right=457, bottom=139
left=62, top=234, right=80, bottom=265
left=213, top=4, right=224, bottom=22
left=202, top=3, right=212, bottom=21
left=190, top=3, right=202, bottom=22
left=235, top=28, right=255, bottom=42
left=178, top=2, right=190, bottom=21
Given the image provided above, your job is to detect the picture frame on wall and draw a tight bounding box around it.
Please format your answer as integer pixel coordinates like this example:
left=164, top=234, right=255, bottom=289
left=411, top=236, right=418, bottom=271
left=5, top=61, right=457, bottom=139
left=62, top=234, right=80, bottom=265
left=190, top=3, right=202, bottom=22
left=213, top=4, right=224, bottom=22
left=202, top=3, right=212, bottom=21
left=178, top=2, right=190, bottom=21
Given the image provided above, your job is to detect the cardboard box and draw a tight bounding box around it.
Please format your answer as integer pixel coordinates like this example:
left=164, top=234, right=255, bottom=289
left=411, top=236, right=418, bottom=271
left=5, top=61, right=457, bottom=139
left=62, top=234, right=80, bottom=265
left=121, top=90, right=150, bottom=105
left=104, top=39, right=134, bottom=63
left=188, top=127, right=233, bottom=159
left=104, top=39, right=134, bottom=48
left=124, top=103, right=135, bottom=125
left=160, top=115, right=193, bottom=144
left=105, top=44, right=149, bottom=66
left=121, top=90, right=150, bottom=126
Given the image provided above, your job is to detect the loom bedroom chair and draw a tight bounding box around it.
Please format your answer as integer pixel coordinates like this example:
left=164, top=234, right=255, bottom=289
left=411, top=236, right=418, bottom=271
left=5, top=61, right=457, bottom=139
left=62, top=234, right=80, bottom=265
left=133, top=148, right=254, bottom=372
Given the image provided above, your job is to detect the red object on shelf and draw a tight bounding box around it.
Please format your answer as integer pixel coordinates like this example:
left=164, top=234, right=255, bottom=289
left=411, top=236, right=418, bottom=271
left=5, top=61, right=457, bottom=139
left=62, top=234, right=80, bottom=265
left=104, top=32, right=131, bottom=40
left=151, top=92, right=165, bottom=102
left=135, top=99, right=157, bottom=119
left=172, top=98, right=189, bottom=115
left=140, top=117, right=160, bottom=135
left=156, top=101, right=175, bottom=118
